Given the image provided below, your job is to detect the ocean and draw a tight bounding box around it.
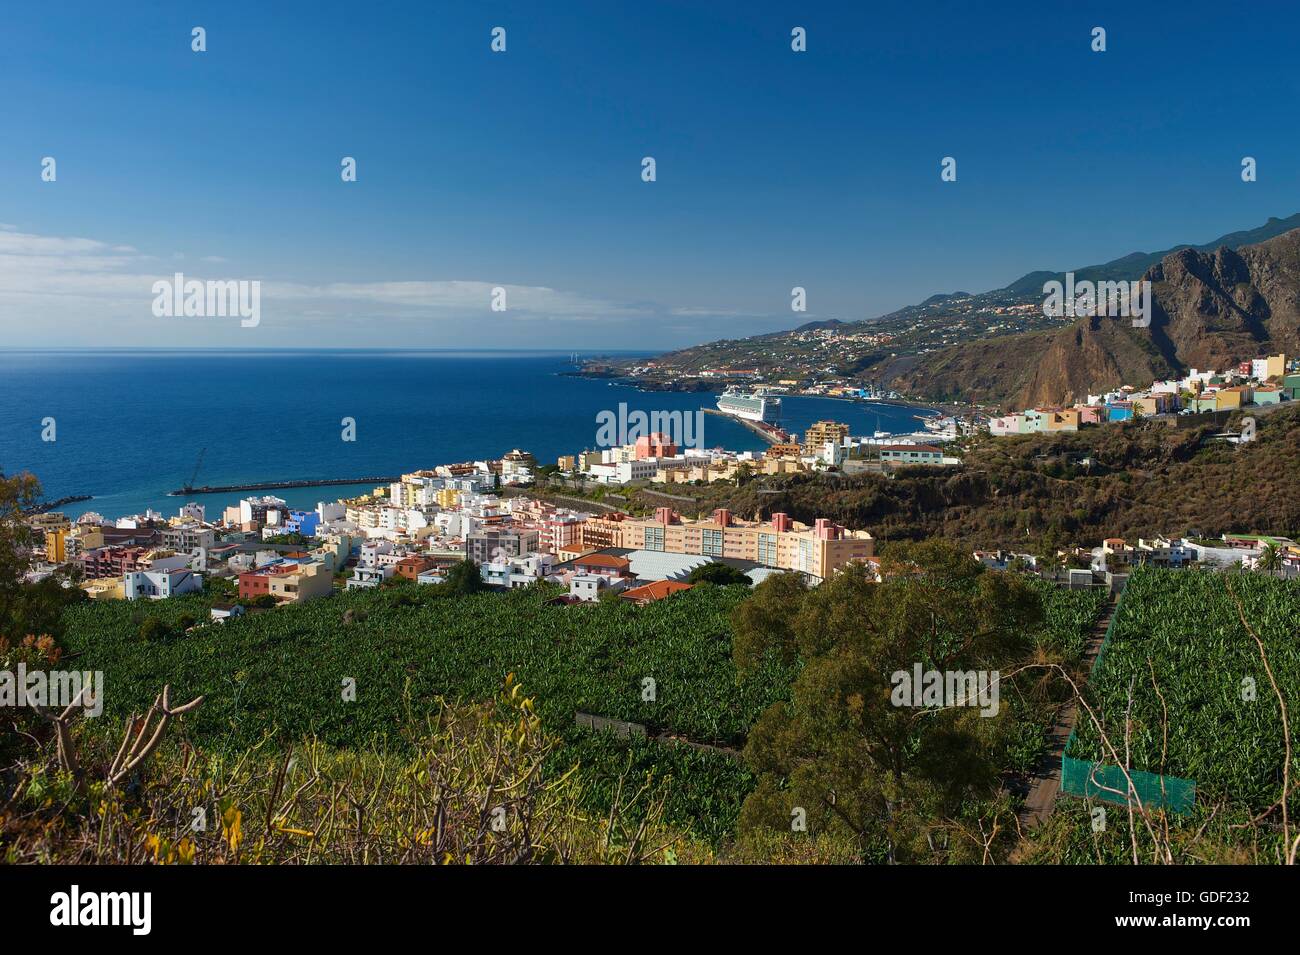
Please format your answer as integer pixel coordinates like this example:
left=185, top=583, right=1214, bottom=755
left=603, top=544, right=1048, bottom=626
left=0, top=350, right=935, bottom=520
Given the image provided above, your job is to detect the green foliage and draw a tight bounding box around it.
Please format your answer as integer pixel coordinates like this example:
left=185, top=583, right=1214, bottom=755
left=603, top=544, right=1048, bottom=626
left=138, top=615, right=175, bottom=642
left=3, top=684, right=713, bottom=865
left=440, top=559, right=486, bottom=595
left=732, top=540, right=1046, bottom=862
left=59, top=584, right=795, bottom=843
left=1069, top=567, right=1300, bottom=813
left=731, top=572, right=808, bottom=673
left=686, top=563, right=752, bottom=587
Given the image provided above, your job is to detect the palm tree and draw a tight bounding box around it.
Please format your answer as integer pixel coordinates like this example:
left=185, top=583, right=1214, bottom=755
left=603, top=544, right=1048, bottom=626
left=1257, top=543, right=1283, bottom=577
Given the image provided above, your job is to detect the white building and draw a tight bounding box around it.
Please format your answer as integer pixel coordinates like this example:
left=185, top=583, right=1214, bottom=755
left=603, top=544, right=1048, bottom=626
left=569, top=573, right=608, bottom=602
left=210, top=603, right=246, bottom=623
left=481, top=553, right=556, bottom=589
left=178, top=502, right=206, bottom=523
left=240, top=495, right=288, bottom=527
left=358, top=540, right=394, bottom=569
left=317, top=502, right=347, bottom=522
left=124, top=566, right=203, bottom=601
left=346, top=566, right=392, bottom=589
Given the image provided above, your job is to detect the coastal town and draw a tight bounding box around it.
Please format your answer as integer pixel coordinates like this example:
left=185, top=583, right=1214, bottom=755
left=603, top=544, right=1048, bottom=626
left=24, top=442, right=877, bottom=613
left=20, top=376, right=1299, bottom=621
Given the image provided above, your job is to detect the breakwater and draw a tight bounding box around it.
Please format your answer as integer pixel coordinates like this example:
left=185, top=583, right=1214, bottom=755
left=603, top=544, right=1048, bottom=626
left=170, top=476, right=401, bottom=496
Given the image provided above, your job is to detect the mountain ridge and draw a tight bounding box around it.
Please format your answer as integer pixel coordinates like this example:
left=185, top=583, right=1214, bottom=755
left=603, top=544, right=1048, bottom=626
left=633, top=213, right=1300, bottom=408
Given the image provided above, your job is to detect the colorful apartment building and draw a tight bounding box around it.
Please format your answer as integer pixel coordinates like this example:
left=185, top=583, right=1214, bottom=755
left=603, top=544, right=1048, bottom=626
left=581, top=508, right=873, bottom=580
left=79, top=545, right=149, bottom=579
left=802, top=420, right=850, bottom=455
left=988, top=414, right=1029, bottom=436
left=633, top=432, right=678, bottom=459
left=238, top=560, right=332, bottom=604
left=1046, top=409, right=1081, bottom=431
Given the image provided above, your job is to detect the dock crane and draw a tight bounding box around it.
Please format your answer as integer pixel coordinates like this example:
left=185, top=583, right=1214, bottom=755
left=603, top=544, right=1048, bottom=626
left=183, top=447, right=206, bottom=494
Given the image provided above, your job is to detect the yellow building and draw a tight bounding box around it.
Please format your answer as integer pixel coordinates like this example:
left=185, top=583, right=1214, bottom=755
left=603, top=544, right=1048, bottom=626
left=582, top=508, right=873, bottom=580
left=83, top=577, right=125, bottom=600
left=1215, top=388, right=1246, bottom=410
left=1046, top=409, right=1080, bottom=431
left=763, top=457, right=805, bottom=475
left=557, top=455, right=577, bottom=471
left=802, top=420, right=850, bottom=455
left=434, top=487, right=462, bottom=509
left=45, top=528, right=68, bottom=563
left=268, top=562, right=333, bottom=603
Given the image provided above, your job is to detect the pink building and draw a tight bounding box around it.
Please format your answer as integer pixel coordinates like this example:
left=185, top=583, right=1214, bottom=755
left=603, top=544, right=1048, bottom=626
left=634, top=432, right=678, bottom=460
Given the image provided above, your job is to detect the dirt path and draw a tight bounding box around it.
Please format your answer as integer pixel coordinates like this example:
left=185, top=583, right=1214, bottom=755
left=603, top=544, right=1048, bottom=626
left=1017, top=594, right=1116, bottom=829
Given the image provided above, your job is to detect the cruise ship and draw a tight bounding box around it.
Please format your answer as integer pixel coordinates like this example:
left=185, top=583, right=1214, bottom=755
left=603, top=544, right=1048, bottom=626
left=716, top=386, right=782, bottom=423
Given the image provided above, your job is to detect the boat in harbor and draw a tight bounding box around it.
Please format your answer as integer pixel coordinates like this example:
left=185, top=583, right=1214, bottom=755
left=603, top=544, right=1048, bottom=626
left=716, top=386, right=782, bottom=423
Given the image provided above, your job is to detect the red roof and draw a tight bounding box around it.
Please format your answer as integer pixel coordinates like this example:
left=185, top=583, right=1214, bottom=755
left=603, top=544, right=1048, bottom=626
left=575, top=553, right=631, bottom=570
left=620, top=580, right=693, bottom=603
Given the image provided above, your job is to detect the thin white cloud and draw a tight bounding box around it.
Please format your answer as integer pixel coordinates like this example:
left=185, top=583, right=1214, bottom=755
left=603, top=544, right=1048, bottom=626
left=0, top=227, right=760, bottom=343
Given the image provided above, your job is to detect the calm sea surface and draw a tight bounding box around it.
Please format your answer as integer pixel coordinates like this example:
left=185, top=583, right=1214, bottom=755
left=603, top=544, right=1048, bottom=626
left=0, top=350, right=935, bottom=519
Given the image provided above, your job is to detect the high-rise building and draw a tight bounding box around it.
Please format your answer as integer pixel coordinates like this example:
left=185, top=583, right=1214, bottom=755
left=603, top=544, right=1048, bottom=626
left=802, top=420, right=849, bottom=456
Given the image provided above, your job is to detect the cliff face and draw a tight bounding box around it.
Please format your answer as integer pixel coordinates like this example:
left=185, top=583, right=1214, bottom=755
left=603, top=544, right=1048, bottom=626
left=896, top=229, right=1300, bottom=408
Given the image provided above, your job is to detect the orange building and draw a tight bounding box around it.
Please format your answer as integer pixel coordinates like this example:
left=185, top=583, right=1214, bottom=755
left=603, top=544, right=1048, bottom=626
left=395, top=555, right=437, bottom=580
left=581, top=508, right=873, bottom=580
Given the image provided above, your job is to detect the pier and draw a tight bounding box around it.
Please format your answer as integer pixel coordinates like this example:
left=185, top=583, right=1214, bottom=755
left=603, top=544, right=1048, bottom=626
left=170, top=476, right=401, bottom=496
left=701, top=408, right=788, bottom=444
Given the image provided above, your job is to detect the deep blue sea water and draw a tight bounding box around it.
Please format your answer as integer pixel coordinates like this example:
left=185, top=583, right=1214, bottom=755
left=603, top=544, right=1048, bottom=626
left=0, top=350, right=935, bottom=519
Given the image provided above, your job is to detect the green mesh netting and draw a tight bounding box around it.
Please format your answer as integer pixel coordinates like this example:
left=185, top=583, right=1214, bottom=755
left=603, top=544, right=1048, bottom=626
left=1058, top=583, right=1197, bottom=814
left=1061, top=755, right=1196, bottom=812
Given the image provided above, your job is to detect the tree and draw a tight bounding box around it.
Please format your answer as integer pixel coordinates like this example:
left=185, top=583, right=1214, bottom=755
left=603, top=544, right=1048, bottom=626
left=1257, top=543, right=1283, bottom=577
left=138, top=617, right=174, bottom=641
left=687, top=563, right=752, bottom=587
left=0, top=471, right=41, bottom=639
left=730, top=571, right=808, bottom=672
left=443, top=559, right=487, bottom=595
left=733, top=540, right=1043, bottom=862
left=0, top=472, right=86, bottom=643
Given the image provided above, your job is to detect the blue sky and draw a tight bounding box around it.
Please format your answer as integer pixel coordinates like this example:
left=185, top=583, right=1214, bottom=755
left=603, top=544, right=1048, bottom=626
left=2, top=0, right=1299, bottom=349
